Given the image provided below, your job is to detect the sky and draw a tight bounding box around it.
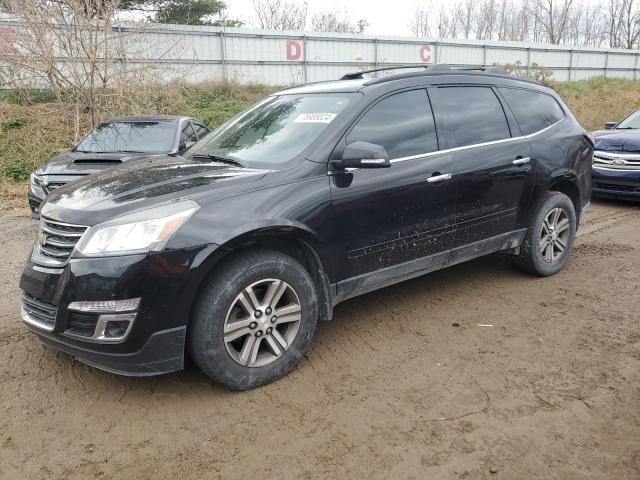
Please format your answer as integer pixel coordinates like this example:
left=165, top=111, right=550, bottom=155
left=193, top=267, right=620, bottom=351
left=224, top=0, right=425, bottom=37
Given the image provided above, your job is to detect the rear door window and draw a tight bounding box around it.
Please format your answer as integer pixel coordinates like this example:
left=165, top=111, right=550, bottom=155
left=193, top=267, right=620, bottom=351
left=433, top=86, right=511, bottom=148
left=346, top=89, right=438, bottom=159
left=499, top=87, right=565, bottom=135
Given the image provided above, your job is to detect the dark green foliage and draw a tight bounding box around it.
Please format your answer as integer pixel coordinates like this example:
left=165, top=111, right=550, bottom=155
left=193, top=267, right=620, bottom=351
left=4, top=163, right=30, bottom=181
left=120, top=0, right=243, bottom=26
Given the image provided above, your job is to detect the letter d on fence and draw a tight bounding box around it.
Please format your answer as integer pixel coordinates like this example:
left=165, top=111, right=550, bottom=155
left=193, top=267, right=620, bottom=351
left=286, top=40, right=302, bottom=60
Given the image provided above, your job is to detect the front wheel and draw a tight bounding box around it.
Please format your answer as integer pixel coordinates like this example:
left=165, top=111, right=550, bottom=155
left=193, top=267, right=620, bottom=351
left=188, top=249, right=318, bottom=390
left=515, top=191, right=577, bottom=277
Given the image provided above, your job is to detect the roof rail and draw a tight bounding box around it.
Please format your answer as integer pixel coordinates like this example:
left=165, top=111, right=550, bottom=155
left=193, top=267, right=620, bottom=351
left=340, top=65, right=429, bottom=80
left=340, top=64, right=507, bottom=81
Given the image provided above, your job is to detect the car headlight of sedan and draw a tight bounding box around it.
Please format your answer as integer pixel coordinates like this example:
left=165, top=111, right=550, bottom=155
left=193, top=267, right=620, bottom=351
left=30, top=173, right=44, bottom=187
left=75, top=200, right=199, bottom=257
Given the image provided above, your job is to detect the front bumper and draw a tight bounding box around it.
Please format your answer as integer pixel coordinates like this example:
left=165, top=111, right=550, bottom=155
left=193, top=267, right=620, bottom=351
left=19, top=243, right=227, bottom=376
left=592, top=166, right=640, bottom=200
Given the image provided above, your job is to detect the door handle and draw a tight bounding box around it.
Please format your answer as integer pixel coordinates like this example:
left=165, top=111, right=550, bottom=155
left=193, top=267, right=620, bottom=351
left=513, top=157, right=531, bottom=165
left=427, top=173, right=452, bottom=184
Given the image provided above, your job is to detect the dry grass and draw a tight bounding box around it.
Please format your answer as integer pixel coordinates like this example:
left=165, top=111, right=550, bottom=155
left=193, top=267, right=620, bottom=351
left=0, top=180, right=30, bottom=217
left=553, top=77, right=640, bottom=131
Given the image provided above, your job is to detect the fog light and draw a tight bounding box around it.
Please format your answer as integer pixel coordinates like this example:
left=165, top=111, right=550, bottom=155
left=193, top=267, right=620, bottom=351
left=93, top=313, right=137, bottom=342
left=68, top=298, right=140, bottom=313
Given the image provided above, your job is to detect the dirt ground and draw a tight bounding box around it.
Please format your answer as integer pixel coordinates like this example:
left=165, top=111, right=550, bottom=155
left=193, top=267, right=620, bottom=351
left=0, top=199, right=638, bottom=480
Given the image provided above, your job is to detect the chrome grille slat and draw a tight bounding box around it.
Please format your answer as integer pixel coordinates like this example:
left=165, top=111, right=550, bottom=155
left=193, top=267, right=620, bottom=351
left=21, top=293, right=57, bottom=330
left=35, top=217, right=88, bottom=265
left=593, top=150, right=640, bottom=171
left=41, top=224, right=85, bottom=237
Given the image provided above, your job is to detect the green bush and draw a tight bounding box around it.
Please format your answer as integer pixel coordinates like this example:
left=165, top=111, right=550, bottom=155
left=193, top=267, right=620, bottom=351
left=0, top=118, right=24, bottom=132
left=4, top=163, right=30, bottom=182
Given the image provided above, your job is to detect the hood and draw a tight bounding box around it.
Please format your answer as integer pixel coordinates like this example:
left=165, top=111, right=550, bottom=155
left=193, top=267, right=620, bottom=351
left=37, top=150, right=159, bottom=175
left=40, top=155, right=269, bottom=225
left=592, top=129, right=640, bottom=152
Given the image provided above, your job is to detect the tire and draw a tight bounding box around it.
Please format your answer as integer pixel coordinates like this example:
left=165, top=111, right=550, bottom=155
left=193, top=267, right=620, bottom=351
left=188, top=248, right=318, bottom=390
left=515, top=191, right=577, bottom=277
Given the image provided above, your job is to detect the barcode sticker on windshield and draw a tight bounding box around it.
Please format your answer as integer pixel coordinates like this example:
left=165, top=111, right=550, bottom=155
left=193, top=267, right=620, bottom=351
left=294, top=113, right=337, bottom=123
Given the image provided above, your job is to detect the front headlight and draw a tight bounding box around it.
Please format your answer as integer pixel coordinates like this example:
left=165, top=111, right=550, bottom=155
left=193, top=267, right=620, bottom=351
left=30, top=173, right=44, bottom=187
left=75, top=200, right=199, bottom=257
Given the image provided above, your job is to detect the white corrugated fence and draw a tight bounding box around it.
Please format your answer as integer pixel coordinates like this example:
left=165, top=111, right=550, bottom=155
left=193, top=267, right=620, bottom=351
left=2, top=19, right=640, bottom=85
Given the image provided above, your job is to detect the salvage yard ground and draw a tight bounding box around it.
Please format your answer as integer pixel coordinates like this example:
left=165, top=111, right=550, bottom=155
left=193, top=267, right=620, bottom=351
left=0, top=198, right=638, bottom=479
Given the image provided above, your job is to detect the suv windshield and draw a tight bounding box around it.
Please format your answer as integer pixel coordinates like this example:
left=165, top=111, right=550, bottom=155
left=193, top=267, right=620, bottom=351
left=75, top=120, right=178, bottom=153
left=616, top=110, right=640, bottom=129
left=188, top=94, right=354, bottom=168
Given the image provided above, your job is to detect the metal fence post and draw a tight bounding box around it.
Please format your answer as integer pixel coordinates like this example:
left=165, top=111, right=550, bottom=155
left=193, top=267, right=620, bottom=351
left=434, top=40, right=439, bottom=63
left=526, top=47, right=531, bottom=72
left=483, top=43, right=487, bottom=66
left=220, top=30, right=227, bottom=82
left=604, top=50, right=609, bottom=78
left=635, top=52, right=639, bottom=81
left=568, top=49, right=573, bottom=81
left=302, top=34, right=308, bottom=83
left=374, top=38, right=378, bottom=69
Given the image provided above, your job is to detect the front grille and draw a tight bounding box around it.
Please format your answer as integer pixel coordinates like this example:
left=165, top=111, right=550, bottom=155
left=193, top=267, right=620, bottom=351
left=593, top=182, right=640, bottom=193
left=37, top=217, right=88, bottom=265
left=593, top=150, right=640, bottom=170
left=45, top=182, right=66, bottom=191
left=21, top=293, right=57, bottom=330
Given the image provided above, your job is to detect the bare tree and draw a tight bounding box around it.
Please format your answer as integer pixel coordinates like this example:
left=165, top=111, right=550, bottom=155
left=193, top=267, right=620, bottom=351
left=0, top=0, right=170, bottom=139
left=409, top=5, right=431, bottom=38
left=310, top=11, right=368, bottom=34
left=252, top=0, right=307, bottom=30
left=528, top=0, right=575, bottom=44
left=406, top=0, right=639, bottom=49
left=608, top=0, right=640, bottom=48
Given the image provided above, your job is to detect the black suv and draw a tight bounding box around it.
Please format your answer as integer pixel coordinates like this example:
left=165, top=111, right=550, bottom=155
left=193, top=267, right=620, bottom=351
left=19, top=66, right=592, bottom=390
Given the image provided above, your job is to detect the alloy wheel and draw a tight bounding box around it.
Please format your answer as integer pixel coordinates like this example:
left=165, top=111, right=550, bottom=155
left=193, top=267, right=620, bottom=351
left=539, top=207, right=570, bottom=263
left=223, top=278, right=302, bottom=368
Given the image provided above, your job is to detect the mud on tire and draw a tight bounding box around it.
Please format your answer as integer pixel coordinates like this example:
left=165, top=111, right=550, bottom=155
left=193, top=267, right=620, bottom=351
left=515, top=191, right=577, bottom=277
left=188, top=248, right=318, bottom=390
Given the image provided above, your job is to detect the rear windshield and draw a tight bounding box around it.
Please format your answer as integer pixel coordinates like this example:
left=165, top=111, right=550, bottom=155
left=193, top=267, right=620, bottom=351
left=189, top=94, right=354, bottom=168
left=75, top=121, right=178, bottom=154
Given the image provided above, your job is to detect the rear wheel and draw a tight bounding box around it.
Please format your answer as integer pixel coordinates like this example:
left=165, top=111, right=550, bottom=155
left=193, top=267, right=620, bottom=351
left=188, top=249, right=318, bottom=390
left=515, top=191, right=577, bottom=277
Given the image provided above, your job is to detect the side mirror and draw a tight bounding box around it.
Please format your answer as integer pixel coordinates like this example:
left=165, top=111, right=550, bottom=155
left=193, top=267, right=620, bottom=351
left=332, top=141, right=390, bottom=169
left=605, top=121, right=617, bottom=130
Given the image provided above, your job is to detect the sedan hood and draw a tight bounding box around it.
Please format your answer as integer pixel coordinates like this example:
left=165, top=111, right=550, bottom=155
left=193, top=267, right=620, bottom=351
left=37, top=150, right=158, bottom=175
left=40, top=155, right=269, bottom=225
left=593, top=129, right=640, bottom=152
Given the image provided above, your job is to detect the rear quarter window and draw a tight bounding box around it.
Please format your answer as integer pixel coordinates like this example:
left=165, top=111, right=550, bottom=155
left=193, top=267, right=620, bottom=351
left=499, top=87, right=565, bottom=135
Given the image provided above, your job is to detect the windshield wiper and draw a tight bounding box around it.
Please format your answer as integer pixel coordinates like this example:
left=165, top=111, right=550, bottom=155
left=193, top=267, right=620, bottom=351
left=191, top=153, right=245, bottom=168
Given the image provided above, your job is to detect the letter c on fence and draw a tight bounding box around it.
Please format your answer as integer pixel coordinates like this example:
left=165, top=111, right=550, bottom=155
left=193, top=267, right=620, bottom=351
left=420, top=45, right=431, bottom=63
left=286, top=40, right=302, bottom=60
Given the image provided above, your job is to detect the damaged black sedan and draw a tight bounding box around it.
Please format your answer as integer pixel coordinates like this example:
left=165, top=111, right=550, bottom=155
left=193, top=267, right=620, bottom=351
left=28, top=116, right=209, bottom=217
